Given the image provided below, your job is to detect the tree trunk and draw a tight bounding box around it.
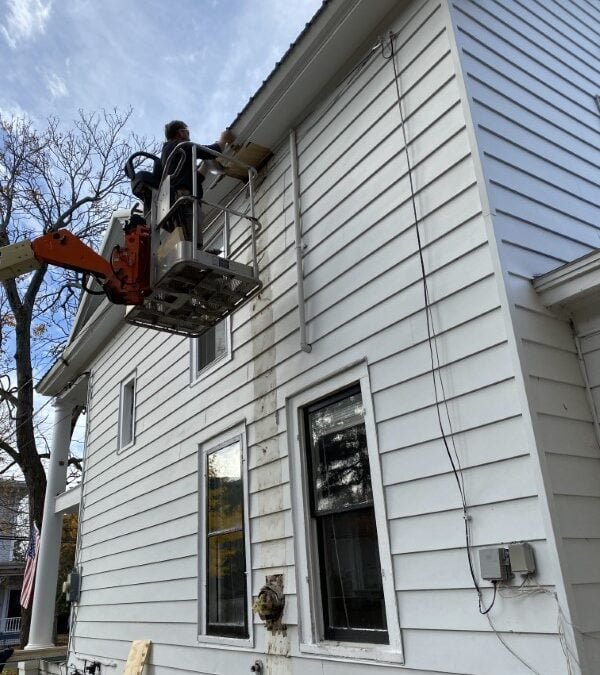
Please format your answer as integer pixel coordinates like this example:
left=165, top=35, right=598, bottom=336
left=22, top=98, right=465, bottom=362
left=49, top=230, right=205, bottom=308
left=14, top=318, right=47, bottom=647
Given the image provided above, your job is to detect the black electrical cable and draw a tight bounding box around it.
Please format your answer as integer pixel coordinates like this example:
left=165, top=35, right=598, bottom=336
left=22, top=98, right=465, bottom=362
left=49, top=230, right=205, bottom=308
left=383, top=32, right=496, bottom=615
left=79, top=273, right=105, bottom=295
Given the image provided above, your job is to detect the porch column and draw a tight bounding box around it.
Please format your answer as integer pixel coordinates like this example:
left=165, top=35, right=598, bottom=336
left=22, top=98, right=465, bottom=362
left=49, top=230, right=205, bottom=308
left=25, top=397, right=73, bottom=649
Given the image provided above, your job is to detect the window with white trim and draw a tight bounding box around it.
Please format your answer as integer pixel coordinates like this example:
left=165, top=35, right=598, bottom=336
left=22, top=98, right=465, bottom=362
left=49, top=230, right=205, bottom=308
left=288, top=364, right=402, bottom=663
left=199, top=428, right=251, bottom=645
left=118, top=372, right=136, bottom=450
left=193, top=224, right=229, bottom=375
left=304, top=385, right=387, bottom=643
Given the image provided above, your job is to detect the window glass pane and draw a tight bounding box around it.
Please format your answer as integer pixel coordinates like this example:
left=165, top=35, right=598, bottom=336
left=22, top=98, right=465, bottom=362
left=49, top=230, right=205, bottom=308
left=198, top=320, right=227, bottom=371
left=207, top=441, right=242, bottom=534
left=207, top=530, right=247, bottom=637
left=307, top=391, right=372, bottom=512
left=120, top=379, right=135, bottom=447
left=205, top=439, right=248, bottom=638
left=319, top=508, right=388, bottom=639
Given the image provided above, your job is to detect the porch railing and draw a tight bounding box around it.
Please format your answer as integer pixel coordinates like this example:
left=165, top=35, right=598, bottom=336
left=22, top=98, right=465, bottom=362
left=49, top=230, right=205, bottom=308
left=0, top=616, right=21, bottom=633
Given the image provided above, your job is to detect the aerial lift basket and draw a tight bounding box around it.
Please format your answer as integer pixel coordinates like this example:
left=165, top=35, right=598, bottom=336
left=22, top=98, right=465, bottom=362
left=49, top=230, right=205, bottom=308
left=125, top=143, right=263, bottom=337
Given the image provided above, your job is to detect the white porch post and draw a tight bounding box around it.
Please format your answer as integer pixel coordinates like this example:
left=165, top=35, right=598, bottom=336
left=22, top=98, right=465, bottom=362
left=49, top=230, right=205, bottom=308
left=25, top=397, right=73, bottom=649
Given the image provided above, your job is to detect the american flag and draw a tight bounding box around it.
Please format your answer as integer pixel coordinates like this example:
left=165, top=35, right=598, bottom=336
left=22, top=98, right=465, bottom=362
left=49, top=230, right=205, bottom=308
left=20, top=525, right=40, bottom=609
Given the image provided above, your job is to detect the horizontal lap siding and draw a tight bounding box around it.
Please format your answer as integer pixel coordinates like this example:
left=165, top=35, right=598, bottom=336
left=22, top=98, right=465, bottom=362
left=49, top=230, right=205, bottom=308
left=72, top=0, right=553, bottom=673
left=450, top=0, right=600, bottom=669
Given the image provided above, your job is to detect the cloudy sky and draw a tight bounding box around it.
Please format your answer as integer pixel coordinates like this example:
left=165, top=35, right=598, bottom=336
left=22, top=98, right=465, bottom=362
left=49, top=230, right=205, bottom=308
left=0, top=0, right=323, bottom=142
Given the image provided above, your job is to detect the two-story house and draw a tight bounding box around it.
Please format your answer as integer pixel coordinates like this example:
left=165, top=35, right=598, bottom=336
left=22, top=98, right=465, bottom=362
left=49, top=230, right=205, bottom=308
left=31, top=0, right=600, bottom=673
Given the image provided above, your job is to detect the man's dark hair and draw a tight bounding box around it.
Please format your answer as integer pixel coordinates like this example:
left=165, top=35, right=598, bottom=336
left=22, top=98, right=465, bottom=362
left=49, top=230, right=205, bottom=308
left=164, top=120, right=188, bottom=140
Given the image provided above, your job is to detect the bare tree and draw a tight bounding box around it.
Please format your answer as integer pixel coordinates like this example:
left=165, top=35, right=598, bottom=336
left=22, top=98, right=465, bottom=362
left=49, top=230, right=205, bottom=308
left=0, top=108, right=147, bottom=644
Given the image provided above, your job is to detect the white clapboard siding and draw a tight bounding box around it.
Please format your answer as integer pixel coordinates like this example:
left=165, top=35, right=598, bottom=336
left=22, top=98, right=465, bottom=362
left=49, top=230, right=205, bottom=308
left=449, top=0, right=600, bottom=667
left=69, top=0, right=568, bottom=673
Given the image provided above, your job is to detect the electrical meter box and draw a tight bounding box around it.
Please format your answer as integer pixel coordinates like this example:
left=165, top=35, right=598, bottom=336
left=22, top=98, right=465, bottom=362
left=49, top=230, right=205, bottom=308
left=479, top=547, right=511, bottom=581
left=63, top=569, right=81, bottom=603
left=508, top=542, right=536, bottom=574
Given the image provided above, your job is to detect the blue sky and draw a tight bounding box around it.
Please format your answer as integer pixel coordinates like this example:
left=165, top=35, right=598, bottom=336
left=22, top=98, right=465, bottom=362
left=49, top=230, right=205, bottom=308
left=0, top=0, right=323, bottom=142
left=0, top=0, right=322, bottom=471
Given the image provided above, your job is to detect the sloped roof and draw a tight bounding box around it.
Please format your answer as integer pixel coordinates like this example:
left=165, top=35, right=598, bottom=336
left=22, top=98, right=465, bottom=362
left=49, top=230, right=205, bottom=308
left=38, top=0, right=400, bottom=396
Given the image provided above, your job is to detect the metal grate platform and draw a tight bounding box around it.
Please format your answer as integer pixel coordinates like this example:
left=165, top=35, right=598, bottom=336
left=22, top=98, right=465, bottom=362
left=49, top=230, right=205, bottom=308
left=125, top=246, right=262, bottom=337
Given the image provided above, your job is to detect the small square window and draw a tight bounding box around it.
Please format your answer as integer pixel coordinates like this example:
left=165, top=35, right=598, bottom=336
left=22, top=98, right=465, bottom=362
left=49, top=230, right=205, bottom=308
left=118, top=374, right=136, bottom=449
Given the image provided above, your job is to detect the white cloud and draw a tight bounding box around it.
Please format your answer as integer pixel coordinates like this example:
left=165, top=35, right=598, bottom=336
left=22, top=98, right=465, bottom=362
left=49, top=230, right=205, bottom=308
left=45, top=71, right=68, bottom=98
left=1, top=0, right=52, bottom=49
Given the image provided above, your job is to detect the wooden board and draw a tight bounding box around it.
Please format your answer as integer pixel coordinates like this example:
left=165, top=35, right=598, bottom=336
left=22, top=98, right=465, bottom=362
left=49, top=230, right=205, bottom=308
left=122, top=640, right=151, bottom=675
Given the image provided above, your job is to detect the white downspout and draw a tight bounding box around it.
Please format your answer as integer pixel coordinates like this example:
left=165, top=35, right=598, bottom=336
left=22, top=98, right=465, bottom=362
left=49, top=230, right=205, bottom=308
left=289, top=128, right=312, bottom=353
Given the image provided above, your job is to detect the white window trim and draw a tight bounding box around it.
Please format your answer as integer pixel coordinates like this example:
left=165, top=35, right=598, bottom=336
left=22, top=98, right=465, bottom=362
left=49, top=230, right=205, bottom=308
left=190, top=215, right=232, bottom=383
left=189, top=318, right=232, bottom=384
left=117, top=370, right=136, bottom=453
left=286, top=362, right=403, bottom=665
left=197, top=421, right=253, bottom=649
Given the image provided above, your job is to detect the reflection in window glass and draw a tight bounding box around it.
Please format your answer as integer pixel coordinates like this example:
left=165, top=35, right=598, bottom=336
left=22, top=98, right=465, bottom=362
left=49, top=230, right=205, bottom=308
left=305, top=386, right=388, bottom=643
left=206, top=440, right=247, bottom=638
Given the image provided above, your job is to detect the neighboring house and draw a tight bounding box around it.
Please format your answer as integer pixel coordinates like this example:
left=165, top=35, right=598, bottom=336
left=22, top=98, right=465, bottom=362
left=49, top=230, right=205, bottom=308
left=31, top=0, right=600, bottom=673
left=0, top=480, right=27, bottom=645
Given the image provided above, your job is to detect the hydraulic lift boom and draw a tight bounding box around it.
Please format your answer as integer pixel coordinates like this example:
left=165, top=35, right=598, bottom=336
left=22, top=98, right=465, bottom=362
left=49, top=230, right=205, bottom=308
left=0, top=222, right=151, bottom=305
left=0, top=142, right=265, bottom=337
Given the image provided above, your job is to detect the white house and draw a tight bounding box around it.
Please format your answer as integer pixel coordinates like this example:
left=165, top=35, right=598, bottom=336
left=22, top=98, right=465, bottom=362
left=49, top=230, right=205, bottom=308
left=0, top=479, right=26, bottom=645
left=32, top=0, right=600, bottom=673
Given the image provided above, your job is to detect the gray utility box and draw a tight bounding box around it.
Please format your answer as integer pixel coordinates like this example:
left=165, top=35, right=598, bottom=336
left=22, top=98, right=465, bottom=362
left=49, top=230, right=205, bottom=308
left=508, top=542, right=536, bottom=574
left=479, top=547, right=511, bottom=581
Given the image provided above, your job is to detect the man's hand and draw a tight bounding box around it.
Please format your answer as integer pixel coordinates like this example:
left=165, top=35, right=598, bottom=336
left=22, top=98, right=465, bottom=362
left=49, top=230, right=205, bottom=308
left=218, top=129, right=236, bottom=147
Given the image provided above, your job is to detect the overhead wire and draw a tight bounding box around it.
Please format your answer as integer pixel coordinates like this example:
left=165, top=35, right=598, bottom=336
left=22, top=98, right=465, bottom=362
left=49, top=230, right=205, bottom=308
left=381, top=30, right=495, bottom=615
left=380, top=30, right=559, bottom=672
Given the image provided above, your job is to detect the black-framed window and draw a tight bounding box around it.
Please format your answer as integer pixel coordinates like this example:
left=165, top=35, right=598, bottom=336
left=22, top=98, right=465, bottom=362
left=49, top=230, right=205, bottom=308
left=304, top=385, right=388, bottom=644
left=206, top=439, right=248, bottom=638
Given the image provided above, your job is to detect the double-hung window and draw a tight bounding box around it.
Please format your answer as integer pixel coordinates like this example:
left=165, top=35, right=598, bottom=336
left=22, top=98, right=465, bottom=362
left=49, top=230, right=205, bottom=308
left=289, top=364, right=402, bottom=663
left=199, top=429, right=251, bottom=645
left=304, top=385, right=388, bottom=643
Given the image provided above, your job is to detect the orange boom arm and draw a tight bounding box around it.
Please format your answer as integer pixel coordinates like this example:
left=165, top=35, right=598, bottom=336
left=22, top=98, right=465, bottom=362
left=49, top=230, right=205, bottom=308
left=30, top=227, right=151, bottom=305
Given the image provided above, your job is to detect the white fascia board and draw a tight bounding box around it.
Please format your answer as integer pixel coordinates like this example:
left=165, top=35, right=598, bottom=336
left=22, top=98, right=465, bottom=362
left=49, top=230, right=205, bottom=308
left=68, top=210, right=129, bottom=340
left=232, top=0, right=398, bottom=146
left=205, top=0, right=399, bottom=207
left=54, top=485, right=81, bottom=515
left=533, top=249, right=600, bottom=311
left=37, top=298, right=125, bottom=396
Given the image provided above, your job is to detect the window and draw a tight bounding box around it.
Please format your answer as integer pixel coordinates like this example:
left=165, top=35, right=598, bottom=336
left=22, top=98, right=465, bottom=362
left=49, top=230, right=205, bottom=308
left=305, top=386, right=388, bottom=644
left=118, top=373, right=136, bottom=449
left=288, top=363, right=402, bottom=663
left=199, top=429, right=251, bottom=645
left=193, top=225, right=229, bottom=375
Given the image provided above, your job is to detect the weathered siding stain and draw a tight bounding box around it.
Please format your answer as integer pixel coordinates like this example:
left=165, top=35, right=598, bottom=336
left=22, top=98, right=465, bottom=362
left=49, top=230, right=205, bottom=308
left=67, top=0, right=589, bottom=673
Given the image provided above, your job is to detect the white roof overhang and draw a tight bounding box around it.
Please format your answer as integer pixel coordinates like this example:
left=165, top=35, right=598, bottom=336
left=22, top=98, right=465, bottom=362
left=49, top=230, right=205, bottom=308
left=37, top=0, right=402, bottom=395
left=534, top=249, right=600, bottom=317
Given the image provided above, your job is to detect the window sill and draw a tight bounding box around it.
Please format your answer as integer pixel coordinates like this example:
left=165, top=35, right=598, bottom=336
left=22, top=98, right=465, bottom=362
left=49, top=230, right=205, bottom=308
left=190, top=350, right=232, bottom=386
left=299, top=641, right=403, bottom=665
left=197, top=634, right=253, bottom=650
left=116, top=439, right=135, bottom=455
